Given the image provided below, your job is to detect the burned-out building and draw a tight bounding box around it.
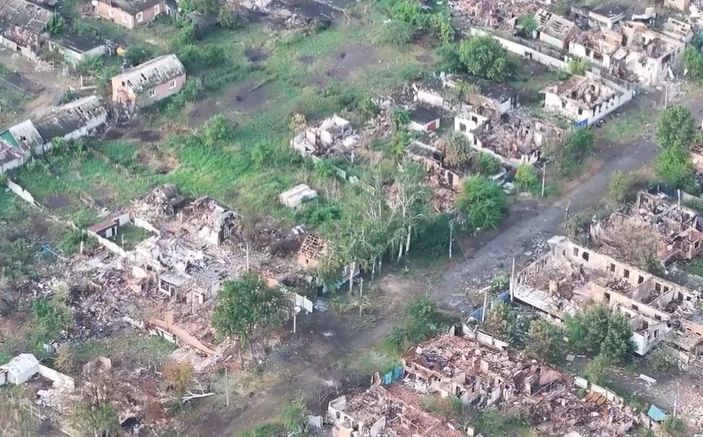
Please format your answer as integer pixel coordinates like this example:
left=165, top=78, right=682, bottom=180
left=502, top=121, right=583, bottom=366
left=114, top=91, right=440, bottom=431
left=94, top=0, right=165, bottom=29
left=570, top=3, right=627, bottom=30
left=455, top=111, right=562, bottom=167
left=327, top=384, right=467, bottom=437
left=542, top=73, right=633, bottom=127
left=451, top=0, right=543, bottom=32
left=535, top=9, right=578, bottom=50
left=111, top=54, right=186, bottom=110
left=0, top=0, right=53, bottom=61
left=514, top=236, right=703, bottom=359
left=591, top=191, right=703, bottom=265
left=399, top=333, right=639, bottom=435
left=291, top=114, right=359, bottom=159
left=568, top=21, right=685, bottom=85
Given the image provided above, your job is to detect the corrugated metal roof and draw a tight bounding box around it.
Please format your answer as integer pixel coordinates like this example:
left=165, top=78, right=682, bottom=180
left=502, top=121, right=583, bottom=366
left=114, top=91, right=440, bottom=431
left=112, top=54, right=185, bottom=93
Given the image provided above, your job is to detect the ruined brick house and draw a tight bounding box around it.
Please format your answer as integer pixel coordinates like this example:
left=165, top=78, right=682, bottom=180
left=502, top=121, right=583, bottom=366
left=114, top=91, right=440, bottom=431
left=94, top=0, right=165, bottom=29
left=514, top=236, right=703, bottom=360
left=542, top=73, right=633, bottom=127
left=291, top=114, right=359, bottom=159
left=590, top=191, right=703, bottom=265
left=535, top=9, right=578, bottom=50
left=111, top=54, right=186, bottom=110
left=568, top=21, right=685, bottom=85
left=0, top=0, right=53, bottom=61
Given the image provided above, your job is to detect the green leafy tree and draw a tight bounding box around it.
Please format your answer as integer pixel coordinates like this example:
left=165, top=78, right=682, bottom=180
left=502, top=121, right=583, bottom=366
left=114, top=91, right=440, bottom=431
left=568, top=57, right=588, bottom=75
left=583, top=354, right=611, bottom=385
left=656, top=105, right=696, bottom=150
left=457, top=176, right=508, bottom=230
left=662, top=415, right=686, bottom=437
left=217, top=7, right=241, bottom=29
left=600, top=311, right=635, bottom=364
left=281, top=399, right=308, bottom=435
left=212, top=273, right=287, bottom=360
left=514, top=164, right=540, bottom=194
left=436, top=43, right=461, bottom=72
left=526, top=319, right=565, bottom=362
left=441, top=132, right=472, bottom=167
left=608, top=170, right=643, bottom=204
left=475, top=153, right=501, bottom=176
left=46, top=14, right=64, bottom=35
left=199, top=114, right=234, bottom=149
left=123, top=45, right=153, bottom=67
left=517, top=15, right=539, bottom=33
left=391, top=107, right=411, bottom=129
left=655, top=145, right=696, bottom=190
left=559, top=128, right=594, bottom=175
left=72, top=403, right=120, bottom=437
left=485, top=302, right=518, bottom=344
left=391, top=0, right=424, bottom=26
left=427, top=12, right=454, bottom=45
left=684, top=46, right=703, bottom=83
left=458, top=36, right=512, bottom=81
left=378, top=20, right=415, bottom=46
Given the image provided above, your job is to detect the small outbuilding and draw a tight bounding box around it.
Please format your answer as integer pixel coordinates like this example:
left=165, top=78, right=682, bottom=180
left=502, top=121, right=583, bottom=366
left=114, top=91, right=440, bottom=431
left=0, top=353, right=40, bottom=385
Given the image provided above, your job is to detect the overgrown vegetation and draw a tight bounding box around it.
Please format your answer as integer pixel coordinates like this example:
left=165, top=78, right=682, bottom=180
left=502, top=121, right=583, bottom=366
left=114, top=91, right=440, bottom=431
left=654, top=106, right=698, bottom=192
left=386, top=295, right=456, bottom=353
left=565, top=305, right=635, bottom=365
left=458, top=36, right=514, bottom=81
left=557, top=127, right=594, bottom=176
left=457, top=176, right=508, bottom=231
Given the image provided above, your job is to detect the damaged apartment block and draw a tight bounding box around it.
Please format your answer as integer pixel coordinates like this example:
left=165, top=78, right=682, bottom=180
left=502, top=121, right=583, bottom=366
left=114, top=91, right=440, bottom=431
left=514, top=236, right=703, bottom=363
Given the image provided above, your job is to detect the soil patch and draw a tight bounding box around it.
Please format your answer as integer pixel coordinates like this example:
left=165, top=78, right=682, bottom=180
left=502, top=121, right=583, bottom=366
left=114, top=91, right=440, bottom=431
left=1, top=70, right=44, bottom=95
left=245, top=47, right=268, bottom=63
left=311, top=44, right=380, bottom=87
left=129, top=129, right=162, bottom=143
left=44, top=194, right=72, bottom=209
left=92, top=186, right=115, bottom=207
left=225, top=81, right=271, bottom=113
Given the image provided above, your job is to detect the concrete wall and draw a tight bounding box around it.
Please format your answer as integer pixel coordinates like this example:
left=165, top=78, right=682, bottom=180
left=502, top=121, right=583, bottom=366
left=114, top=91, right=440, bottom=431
left=38, top=364, right=75, bottom=391
left=6, top=179, right=37, bottom=205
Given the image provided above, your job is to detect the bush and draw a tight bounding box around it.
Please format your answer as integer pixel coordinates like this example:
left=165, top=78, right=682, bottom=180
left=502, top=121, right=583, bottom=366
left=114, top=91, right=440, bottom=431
left=583, top=354, right=611, bottom=385
left=436, top=43, right=461, bottom=72
left=655, top=146, right=696, bottom=191
left=517, top=15, right=538, bottom=33
left=662, top=415, right=686, bottom=437
left=377, top=20, right=415, bottom=46
left=475, top=152, right=501, bottom=176
left=391, top=107, right=411, bottom=129
left=608, top=170, right=645, bottom=204
left=568, top=57, right=588, bottom=75
left=441, top=132, right=471, bottom=167
left=123, top=45, right=154, bottom=67
left=514, top=164, right=540, bottom=195
left=457, top=176, right=507, bottom=231
left=458, top=36, right=513, bottom=81
left=526, top=319, right=564, bottom=362
left=684, top=45, right=703, bottom=83
left=485, top=301, right=519, bottom=345
left=656, top=105, right=697, bottom=150
left=559, top=128, right=594, bottom=176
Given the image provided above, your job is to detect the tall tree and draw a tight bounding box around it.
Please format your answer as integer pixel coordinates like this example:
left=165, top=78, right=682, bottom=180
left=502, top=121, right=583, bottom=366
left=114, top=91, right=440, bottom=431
left=656, top=105, right=697, bottom=150
left=458, top=36, right=512, bottom=81
left=212, top=273, right=288, bottom=360
left=457, top=176, right=508, bottom=231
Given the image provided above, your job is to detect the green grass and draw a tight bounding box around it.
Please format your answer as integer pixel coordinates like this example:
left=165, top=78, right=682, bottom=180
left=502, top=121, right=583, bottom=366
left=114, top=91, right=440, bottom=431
left=596, top=103, right=657, bottom=144
left=109, top=223, right=151, bottom=250
left=75, top=333, right=176, bottom=364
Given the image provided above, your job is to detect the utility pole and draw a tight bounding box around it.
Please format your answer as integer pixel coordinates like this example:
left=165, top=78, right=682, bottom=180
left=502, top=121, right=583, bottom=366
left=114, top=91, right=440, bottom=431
left=448, top=220, right=454, bottom=259
left=510, top=258, right=516, bottom=302
left=481, top=289, right=488, bottom=323
left=359, top=277, right=364, bottom=317
left=563, top=198, right=571, bottom=226
left=225, top=368, right=230, bottom=407
left=293, top=306, right=299, bottom=334
left=541, top=164, right=546, bottom=197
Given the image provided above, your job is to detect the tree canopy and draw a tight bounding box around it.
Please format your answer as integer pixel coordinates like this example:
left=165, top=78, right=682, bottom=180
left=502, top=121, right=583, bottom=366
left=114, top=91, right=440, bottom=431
left=212, top=273, right=288, bottom=355
left=458, top=36, right=512, bottom=81
left=457, top=176, right=508, bottom=230
left=441, top=132, right=472, bottom=167
left=656, top=105, right=697, bottom=151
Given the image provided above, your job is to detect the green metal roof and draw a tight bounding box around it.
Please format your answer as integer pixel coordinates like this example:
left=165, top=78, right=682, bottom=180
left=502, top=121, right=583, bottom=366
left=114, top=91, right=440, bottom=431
left=0, top=129, right=17, bottom=146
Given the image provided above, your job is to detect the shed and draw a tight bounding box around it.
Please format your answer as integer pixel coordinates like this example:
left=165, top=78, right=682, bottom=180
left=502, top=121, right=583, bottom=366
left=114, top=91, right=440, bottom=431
left=408, top=106, right=441, bottom=132
left=0, top=353, right=39, bottom=385
left=279, top=184, right=317, bottom=208
left=647, top=404, right=667, bottom=422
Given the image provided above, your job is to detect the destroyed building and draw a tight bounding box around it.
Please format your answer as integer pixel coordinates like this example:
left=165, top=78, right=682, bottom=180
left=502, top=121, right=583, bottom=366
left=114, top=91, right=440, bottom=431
left=0, top=0, right=53, bottom=61
left=33, top=95, right=108, bottom=153
left=450, top=0, right=543, bottom=31
left=568, top=21, right=685, bottom=85
left=291, top=115, right=359, bottom=160
left=535, top=9, right=578, bottom=50
left=402, top=333, right=639, bottom=436
left=570, top=3, right=627, bottom=30
left=327, top=384, right=467, bottom=437
left=455, top=111, right=562, bottom=167
left=111, top=54, right=186, bottom=110
left=542, top=73, right=633, bottom=127
left=514, top=236, right=703, bottom=360
left=591, top=191, right=703, bottom=265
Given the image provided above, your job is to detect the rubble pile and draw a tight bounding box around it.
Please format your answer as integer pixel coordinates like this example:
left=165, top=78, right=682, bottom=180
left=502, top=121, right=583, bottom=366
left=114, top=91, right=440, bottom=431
left=403, top=334, right=639, bottom=436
